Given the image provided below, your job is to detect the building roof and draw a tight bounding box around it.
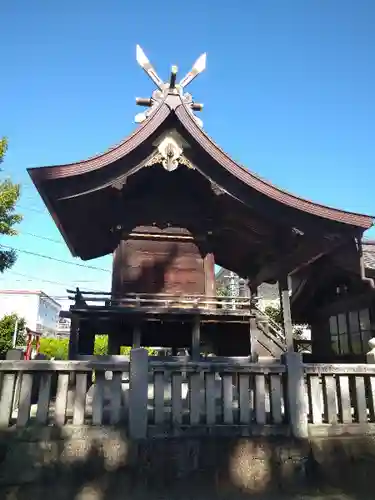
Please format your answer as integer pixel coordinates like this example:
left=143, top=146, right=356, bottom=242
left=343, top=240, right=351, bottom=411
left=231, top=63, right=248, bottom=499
left=28, top=91, right=374, bottom=285
left=363, top=241, right=375, bottom=270
left=29, top=94, right=373, bottom=228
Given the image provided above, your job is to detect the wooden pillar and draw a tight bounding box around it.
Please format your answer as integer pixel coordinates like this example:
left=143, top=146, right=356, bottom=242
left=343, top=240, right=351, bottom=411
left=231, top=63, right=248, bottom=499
left=247, top=283, right=258, bottom=360
left=279, top=275, right=294, bottom=352
left=108, top=334, right=121, bottom=355
left=133, top=324, right=141, bottom=348
left=191, top=316, right=201, bottom=360
left=129, top=348, right=149, bottom=439
left=77, top=322, right=95, bottom=355
left=203, top=251, right=216, bottom=298
left=68, top=315, right=79, bottom=360
left=283, top=351, right=308, bottom=438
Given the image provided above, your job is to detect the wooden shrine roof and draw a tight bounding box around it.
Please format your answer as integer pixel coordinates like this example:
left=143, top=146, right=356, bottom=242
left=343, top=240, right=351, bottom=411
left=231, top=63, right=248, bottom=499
left=28, top=92, right=374, bottom=284
left=29, top=94, right=372, bottom=228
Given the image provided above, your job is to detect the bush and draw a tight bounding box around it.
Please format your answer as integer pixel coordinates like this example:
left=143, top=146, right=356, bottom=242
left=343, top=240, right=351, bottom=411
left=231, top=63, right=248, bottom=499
left=94, top=335, right=108, bottom=356
left=39, top=338, right=68, bottom=359
left=39, top=335, right=156, bottom=359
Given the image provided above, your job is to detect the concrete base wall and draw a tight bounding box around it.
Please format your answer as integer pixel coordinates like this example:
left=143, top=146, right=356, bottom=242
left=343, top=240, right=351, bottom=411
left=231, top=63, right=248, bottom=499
left=0, top=427, right=375, bottom=499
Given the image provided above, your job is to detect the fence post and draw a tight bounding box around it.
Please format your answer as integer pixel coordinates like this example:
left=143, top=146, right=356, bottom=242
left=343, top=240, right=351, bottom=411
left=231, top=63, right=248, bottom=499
left=5, top=349, right=24, bottom=413
left=366, top=338, right=375, bottom=364
left=129, top=348, right=148, bottom=439
left=283, top=351, right=308, bottom=439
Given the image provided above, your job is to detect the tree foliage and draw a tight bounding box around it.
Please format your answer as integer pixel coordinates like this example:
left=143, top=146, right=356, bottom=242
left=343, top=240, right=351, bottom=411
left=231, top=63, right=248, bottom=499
left=0, top=314, right=25, bottom=357
left=0, top=137, right=22, bottom=272
left=264, top=304, right=310, bottom=352
left=264, top=305, right=283, bottom=326
left=216, top=283, right=231, bottom=297
left=39, top=335, right=156, bottom=360
left=39, top=337, right=69, bottom=360
left=0, top=138, right=8, bottom=162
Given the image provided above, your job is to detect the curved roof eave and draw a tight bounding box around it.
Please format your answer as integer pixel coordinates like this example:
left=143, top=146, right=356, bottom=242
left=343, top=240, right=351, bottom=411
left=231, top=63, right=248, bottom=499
left=174, top=103, right=374, bottom=230
left=27, top=101, right=172, bottom=182
left=28, top=94, right=374, bottom=230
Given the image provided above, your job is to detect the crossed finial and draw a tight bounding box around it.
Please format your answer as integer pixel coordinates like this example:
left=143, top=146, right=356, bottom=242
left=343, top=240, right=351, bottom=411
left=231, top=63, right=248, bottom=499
left=134, top=45, right=206, bottom=127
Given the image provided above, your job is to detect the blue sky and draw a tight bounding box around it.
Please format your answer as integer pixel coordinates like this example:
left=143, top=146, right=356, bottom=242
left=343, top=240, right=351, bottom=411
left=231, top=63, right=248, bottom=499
left=1, top=0, right=375, bottom=304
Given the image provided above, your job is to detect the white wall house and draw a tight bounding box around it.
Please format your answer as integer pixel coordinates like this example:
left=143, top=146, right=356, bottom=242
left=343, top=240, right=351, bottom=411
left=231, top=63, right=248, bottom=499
left=0, top=290, right=61, bottom=337
left=56, top=314, right=71, bottom=338
left=215, top=268, right=281, bottom=311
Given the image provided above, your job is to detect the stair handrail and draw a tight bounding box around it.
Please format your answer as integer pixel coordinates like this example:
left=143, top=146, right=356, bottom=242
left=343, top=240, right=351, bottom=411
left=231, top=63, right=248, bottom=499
left=254, top=306, right=286, bottom=343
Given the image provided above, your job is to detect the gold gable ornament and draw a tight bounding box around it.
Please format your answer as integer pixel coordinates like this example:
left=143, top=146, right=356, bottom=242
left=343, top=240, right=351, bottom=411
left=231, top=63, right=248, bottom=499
left=145, top=134, right=194, bottom=171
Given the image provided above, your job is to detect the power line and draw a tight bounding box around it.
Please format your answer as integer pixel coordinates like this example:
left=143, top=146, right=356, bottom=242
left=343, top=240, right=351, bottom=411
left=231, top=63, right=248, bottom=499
left=19, top=231, right=64, bottom=245
left=4, top=271, right=68, bottom=287
left=17, top=204, right=47, bottom=215
left=3, top=270, right=106, bottom=292
left=0, top=245, right=111, bottom=273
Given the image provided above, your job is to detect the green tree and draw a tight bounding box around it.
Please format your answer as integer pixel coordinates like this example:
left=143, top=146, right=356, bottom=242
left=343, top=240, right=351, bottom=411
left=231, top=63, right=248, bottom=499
left=264, top=304, right=310, bottom=352
left=264, top=305, right=283, bottom=326
left=0, top=137, right=22, bottom=272
left=0, top=138, right=7, bottom=161
left=0, top=314, right=25, bottom=356
left=216, top=284, right=230, bottom=297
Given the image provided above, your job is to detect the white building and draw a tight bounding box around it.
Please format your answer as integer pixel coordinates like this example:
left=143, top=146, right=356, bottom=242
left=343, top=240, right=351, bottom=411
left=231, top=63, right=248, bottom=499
left=56, top=312, right=71, bottom=338
left=0, top=290, right=61, bottom=337
left=215, top=268, right=281, bottom=311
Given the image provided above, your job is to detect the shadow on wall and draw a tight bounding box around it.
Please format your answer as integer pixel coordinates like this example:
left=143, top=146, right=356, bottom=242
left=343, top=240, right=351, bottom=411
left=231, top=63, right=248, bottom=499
left=117, top=243, right=180, bottom=295
left=1, top=424, right=375, bottom=499
left=3, top=360, right=375, bottom=499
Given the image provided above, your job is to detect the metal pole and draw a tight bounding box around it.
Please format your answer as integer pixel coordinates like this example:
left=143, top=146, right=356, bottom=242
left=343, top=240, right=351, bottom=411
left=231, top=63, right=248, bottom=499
left=12, top=318, right=19, bottom=348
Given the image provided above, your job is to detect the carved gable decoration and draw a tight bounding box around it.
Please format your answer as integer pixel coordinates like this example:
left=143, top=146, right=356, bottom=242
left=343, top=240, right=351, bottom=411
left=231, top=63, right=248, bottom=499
left=145, top=130, right=194, bottom=172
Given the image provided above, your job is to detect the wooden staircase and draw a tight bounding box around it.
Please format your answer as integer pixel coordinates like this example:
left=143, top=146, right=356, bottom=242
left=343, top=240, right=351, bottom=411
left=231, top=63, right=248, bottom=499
left=254, top=307, right=287, bottom=358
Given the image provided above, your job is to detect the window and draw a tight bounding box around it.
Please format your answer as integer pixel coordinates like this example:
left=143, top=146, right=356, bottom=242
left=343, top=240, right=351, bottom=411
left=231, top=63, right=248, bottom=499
left=329, top=308, right=372, bottom=354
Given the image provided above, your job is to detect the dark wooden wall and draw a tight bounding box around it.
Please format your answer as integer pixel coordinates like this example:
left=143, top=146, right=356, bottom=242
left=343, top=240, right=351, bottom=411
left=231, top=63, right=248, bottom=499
left=112, top=226, right=214, bottom=296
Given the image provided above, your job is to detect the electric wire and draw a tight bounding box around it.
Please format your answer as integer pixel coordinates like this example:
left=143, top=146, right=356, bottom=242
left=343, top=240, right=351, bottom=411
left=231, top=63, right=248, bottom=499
left=0, top=245, right=111, bottom=272
left=4, top=270, right=105, bottom=292
left=18, top=231, right=64, bottom=245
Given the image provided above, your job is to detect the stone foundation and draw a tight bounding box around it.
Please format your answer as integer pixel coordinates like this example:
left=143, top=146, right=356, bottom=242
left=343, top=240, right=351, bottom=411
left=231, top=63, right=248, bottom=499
left=0, top=427, right=374, bottom=499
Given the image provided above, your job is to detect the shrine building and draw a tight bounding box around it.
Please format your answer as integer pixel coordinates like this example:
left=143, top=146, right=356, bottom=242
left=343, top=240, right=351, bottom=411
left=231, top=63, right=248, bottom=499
left=28, top=47, right=374, bottom=361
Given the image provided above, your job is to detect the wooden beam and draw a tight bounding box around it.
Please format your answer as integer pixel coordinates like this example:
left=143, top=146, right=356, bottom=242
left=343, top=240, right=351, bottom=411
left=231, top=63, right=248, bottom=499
left=251, top=235, right=344, bottom=287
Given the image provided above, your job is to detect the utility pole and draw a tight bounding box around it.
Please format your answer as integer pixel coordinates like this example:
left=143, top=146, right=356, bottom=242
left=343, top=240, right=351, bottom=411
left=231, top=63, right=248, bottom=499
left=12, top=318, right=19, bottom=348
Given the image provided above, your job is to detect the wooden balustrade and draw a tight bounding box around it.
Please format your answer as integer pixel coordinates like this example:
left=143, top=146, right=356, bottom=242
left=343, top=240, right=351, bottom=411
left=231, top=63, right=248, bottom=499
left=304, top=363, right=375, bottom=436
left=1, top=354, right=375, bottom=438
left=0, top=360, right=130, bottom=428
left=67, top=290, right=252, bottom=312
left=148, top=360, right=286, bottom=431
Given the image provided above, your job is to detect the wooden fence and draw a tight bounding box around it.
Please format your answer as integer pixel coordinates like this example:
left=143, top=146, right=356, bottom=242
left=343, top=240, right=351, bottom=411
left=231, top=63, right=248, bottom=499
left=1, top=350, right=375, bottom=438
left=304, top=363, right=375, bottom=436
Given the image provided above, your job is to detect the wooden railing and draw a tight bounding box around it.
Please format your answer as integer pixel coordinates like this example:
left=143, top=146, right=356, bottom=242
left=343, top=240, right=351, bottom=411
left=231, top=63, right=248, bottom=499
left=147, top=358, right=286, bottom=432
left=68, top=289, right=288, bottom=350
left=67, top=289, right=252, bottom=311
left=304, top=363, right=375, bottom=436
left=1, top=351, right=375, bottom=438
left=0, top=360, right=130, bottom=427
